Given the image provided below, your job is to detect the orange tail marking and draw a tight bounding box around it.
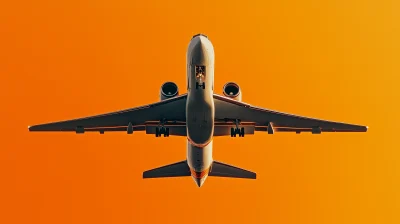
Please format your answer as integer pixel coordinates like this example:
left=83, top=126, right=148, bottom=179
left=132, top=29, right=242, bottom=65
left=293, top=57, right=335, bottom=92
left=190, top=167, right=211, bottom=179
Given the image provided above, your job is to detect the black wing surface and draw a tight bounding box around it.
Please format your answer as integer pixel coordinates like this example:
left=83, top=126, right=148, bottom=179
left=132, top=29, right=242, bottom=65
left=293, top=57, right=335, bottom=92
left=213, top=94, right=367, bottom=134
left=29, top=94, right=187, bottom=133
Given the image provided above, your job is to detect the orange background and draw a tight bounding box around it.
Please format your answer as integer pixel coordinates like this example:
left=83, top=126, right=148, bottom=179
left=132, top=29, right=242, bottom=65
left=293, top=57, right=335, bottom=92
left=1, top=0, right=399, bottom=223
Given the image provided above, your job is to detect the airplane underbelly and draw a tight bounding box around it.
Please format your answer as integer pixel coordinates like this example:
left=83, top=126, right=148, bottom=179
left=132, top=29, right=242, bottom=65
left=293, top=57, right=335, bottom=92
left=187, top=140, right=213, bottom=172
left=186, top=100, right=214, bottom=145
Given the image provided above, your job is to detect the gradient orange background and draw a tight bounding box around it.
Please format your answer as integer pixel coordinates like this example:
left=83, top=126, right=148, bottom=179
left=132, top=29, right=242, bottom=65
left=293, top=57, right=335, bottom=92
left=1, top=0, right=400, bottom=223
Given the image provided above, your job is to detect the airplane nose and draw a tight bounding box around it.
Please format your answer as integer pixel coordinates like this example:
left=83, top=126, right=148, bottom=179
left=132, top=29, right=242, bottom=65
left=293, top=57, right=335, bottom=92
left=188, top=36, right=210, bottom=65
left=192, top=36, right=208, bottom=49
left=192, top=33, right=208, bottom=39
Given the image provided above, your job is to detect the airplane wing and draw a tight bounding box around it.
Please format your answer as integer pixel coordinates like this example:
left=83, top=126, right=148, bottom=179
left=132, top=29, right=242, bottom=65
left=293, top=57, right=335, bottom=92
left=28, top=94, right=187, bottom=134
left=213, top=94, right=368, bottom=134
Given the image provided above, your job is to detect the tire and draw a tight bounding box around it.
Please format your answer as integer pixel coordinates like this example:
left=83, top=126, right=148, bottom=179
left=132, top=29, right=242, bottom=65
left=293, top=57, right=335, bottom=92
left=235, top=128, right=240, bottom=135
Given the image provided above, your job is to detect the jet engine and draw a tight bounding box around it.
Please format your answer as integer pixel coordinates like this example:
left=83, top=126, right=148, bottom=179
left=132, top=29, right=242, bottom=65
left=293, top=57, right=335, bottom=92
left=223, top=82, right=242, bottom=101
left=160, top=82, right=179, bottom=101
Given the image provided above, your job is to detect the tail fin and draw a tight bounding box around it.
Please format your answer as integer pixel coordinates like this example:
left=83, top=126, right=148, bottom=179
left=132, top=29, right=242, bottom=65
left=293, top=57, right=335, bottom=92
left=209, top=161, right=256, bottom=179
left=143, top=160, right=191, bottom=178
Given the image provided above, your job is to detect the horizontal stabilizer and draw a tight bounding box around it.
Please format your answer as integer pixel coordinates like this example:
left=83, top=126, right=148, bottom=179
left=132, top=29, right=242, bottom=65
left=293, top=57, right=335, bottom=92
left=209, top=161, right=256, bottom=179
left=143, top=160, right=191, bottom=178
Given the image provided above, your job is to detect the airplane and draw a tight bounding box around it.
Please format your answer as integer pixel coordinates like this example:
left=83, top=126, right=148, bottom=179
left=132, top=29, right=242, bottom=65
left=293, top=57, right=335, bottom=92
left=28, top=34, right=368, bottom=187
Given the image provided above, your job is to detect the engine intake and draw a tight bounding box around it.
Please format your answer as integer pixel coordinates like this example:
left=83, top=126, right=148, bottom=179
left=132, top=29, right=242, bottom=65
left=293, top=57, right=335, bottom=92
left=160, top=82, right=179, bottom=100
left=223, top=82, right=242, bottom=101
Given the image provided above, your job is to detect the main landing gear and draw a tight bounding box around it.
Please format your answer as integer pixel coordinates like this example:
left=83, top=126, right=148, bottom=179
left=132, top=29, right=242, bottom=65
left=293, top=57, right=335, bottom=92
left=230, top=119, right=245, bottom=137
left=155, top=119, right=169, bottom=137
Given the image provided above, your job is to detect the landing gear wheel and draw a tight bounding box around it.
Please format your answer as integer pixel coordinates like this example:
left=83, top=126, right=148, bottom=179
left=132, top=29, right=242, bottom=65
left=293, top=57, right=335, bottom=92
left=196, top=82, right=199, bottom=89
left=235, top=128, right=241, bottom=135
left=231, top=127, right=236, bottom=137
left=156, top=126, right=169, bottom=137
left=155, top=127, right=160, bottom=137
left=202, top=83, right=205, bottom=89
left=230, top=119, right=244, bottom=137
left=163, top=127, right=170, bottom=137
left=156, top=126, right=164, bottom=137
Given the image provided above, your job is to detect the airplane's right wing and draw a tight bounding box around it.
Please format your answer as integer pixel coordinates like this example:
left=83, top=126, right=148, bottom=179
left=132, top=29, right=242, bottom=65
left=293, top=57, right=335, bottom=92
left=28, top=94, right=188, bottom=135
left=213, top=94, right=368, bottom=134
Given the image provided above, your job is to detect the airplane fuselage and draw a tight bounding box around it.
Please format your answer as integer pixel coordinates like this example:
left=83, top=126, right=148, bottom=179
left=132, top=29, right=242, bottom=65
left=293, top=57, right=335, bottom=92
left=186, top=34, right=215, bottom=187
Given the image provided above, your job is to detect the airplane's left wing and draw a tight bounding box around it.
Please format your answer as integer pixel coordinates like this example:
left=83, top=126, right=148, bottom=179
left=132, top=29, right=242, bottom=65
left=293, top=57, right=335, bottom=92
left=213, top=94, right=368, bottom=134
left=29, top=94, right=187, bottom=133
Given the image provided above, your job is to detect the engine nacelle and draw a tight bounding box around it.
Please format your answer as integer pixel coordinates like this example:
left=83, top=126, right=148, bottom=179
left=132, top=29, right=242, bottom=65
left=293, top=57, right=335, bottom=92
left=160, top=82, right=179, bottom=101
left=223, top=82, right=242, bottom=101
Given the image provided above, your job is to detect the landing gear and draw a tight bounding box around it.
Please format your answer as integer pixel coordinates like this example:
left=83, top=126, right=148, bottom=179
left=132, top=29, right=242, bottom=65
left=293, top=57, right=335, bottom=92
left=230, top=127, right=245, bottom=137
left=155, top=127, right=169, bottom=137
left=230, top=119, right=245, bottom=137
left=155, top=119, right=169, bottom=137
left=196, top=82, right=205, bottom=89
